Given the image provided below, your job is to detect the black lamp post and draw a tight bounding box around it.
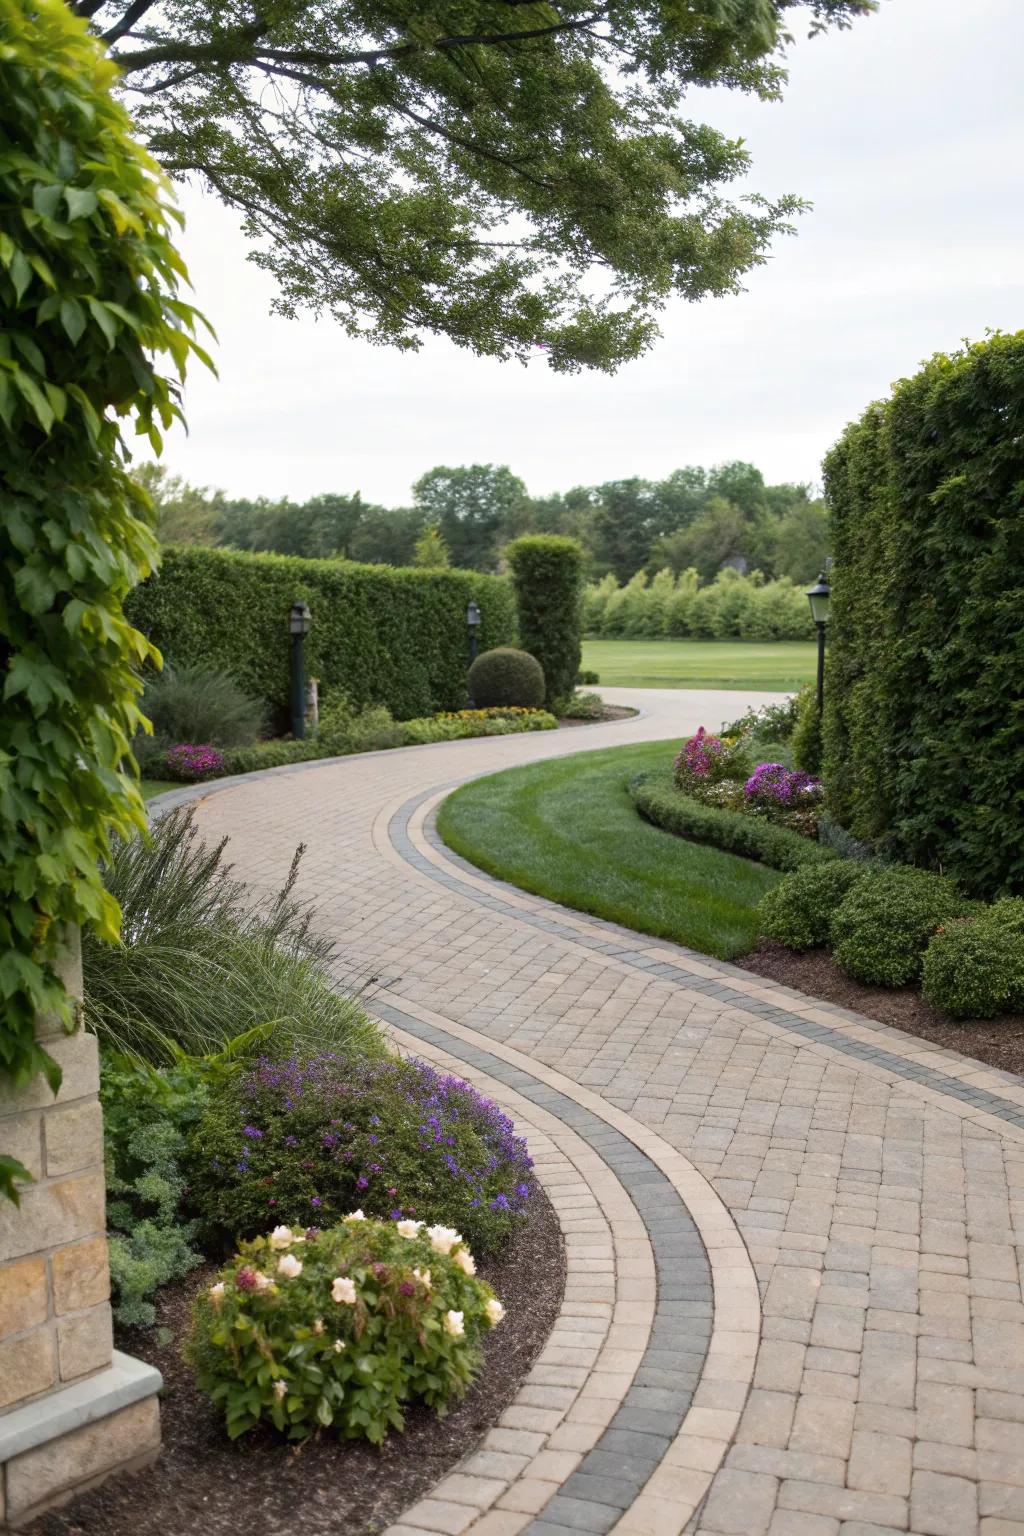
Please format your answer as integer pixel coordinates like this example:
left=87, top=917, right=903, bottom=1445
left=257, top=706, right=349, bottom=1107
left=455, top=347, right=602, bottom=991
left=466, top=600, right=481, bottom=706
left=288, top=600, right=312, bottom=739
left=805, top=572, right=832, bottom=714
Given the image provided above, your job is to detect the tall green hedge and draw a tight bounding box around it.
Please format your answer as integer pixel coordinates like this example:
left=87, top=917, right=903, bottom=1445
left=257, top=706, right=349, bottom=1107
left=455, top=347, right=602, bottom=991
left=0, top=0, right=208, bottom=1181
left=125, top=546, right=517, bottom=722
left=505, top=535, right=583, bottom=709
left=823, top=332, right=1024, bottom=897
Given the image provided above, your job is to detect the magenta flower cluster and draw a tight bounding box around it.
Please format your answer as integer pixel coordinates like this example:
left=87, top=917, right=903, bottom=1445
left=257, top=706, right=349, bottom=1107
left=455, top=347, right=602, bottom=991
left=743, top=763, right=822, bottom=807
left=674, top=726, right=725, bottom=781
left=164, top=742, right=226, bottom=781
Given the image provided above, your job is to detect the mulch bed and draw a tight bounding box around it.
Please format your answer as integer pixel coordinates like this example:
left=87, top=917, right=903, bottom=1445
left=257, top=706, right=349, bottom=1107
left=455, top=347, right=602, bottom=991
left=739, top=938, right=1024, bottom=1078
left=558, top=705, right=637, bottom=728
left=31, top=1190, right=565, bottom=1536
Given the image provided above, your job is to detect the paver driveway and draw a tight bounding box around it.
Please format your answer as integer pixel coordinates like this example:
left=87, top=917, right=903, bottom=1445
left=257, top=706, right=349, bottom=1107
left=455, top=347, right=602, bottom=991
left=181, top=689, right=1024, bottom=1536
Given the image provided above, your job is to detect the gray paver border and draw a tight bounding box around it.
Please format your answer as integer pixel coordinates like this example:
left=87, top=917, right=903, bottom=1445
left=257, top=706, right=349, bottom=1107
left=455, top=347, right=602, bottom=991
left=374, top=997, right=761, bottom=1536
left=385, top=787, right=1024, bottom=1134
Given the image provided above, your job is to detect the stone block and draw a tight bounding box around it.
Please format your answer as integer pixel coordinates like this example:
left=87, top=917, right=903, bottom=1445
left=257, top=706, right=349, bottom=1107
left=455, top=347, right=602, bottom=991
left=0, top=1032, right=97, bottom=1118
left=0, top=1329, right=55, bottom=1412
left=58, top=1304, right=113, bottom=1382
left=0, top=1257, right=48, bottom=1340
left=5, top=1396, right=160, bottom=1521
left=0, top=1171, right=105, bottom=1265
left=1, top=1113, right=43, bottom=1182
left=51, top=1239, right=110, bottom=1316
left=44, top=1101, right=104, bottom=1179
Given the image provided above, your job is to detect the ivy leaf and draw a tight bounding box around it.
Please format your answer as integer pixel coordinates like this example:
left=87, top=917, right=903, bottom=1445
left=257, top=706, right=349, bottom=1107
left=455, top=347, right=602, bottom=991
left=64, top=185, right=98, bottom=221
left=0, top=1156, right=33, bottom=1207
left=13, top=563, right=57, bottom=614
left=60, top=296, right=86, bottom=343
left=86, top=295, right=118, bottom=348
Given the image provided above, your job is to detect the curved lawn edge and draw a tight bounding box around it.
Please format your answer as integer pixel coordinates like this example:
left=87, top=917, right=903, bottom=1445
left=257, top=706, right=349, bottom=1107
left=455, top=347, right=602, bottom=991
left=629, top=768, right=835, bottom=874
left=435, top=742, right=782, bottom=960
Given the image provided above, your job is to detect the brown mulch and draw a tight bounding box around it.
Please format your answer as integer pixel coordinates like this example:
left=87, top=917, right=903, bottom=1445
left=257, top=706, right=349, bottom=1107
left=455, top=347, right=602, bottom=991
left=739, top=938, right=1024, bottom=1078
left=558, top=705, right=637, bottom=728
left=31, top=1192, right=565, bottom=1536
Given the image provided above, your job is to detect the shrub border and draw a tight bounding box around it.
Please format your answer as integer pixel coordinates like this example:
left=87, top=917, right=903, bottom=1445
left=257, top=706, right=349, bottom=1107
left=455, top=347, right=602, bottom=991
left=628, top=770, right=835, bottom=873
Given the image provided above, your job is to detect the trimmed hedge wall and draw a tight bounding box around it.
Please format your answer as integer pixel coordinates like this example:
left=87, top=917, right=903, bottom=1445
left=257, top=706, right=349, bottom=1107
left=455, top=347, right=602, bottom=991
left=629, top=771, right=836, bottom=873
left=506, top=535, right=583, bottom=709
left=125, top=546, right=517, bottom=723
left=823, top=332, right=1024, bottom=896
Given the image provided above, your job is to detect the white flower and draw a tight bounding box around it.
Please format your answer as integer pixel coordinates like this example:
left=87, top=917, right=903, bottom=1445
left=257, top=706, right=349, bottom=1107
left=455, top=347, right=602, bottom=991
left=452, top=1246, right=476, bottom=1276
left=333, top=1338, right=346, bottom=1354
left=412, top=1268, right=431, bottom=1290
left=209, top=1282, right=226, bottom=1306
left=332, top=1275, right=357, bottom=1305
left=342, top=1209, right=365, bottom=1224
left=272, top=1379, right=287, bottom=1400
left=396, top=1219, right=423, bottom=1239
left=443, top=1310, right=465, bottom=1338
left=313, top=1318, right=325, bottom=1335
left=269, top=1225, right=299, bottom=1250
left=485, top=1298, right=505, bottom=1326
left=277, top=1253, right=303, bottom=1279
left=254, top=1272, right=273, bottom=1292
left=427, top=1224, right=463, bottom=1256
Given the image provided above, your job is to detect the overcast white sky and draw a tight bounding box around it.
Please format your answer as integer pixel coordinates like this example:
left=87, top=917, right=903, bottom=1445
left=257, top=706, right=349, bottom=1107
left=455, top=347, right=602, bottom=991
left=157, top=0, right=1024, bottom=506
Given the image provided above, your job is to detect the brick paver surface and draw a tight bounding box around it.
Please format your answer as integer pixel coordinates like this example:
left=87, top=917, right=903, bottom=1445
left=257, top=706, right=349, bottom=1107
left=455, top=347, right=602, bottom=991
left=185, top=689, right=1024, bottom=1536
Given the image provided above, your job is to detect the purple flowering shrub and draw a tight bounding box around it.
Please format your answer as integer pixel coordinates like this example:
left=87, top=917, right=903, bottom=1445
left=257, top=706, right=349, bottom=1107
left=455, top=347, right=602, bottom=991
left=163, top=742, right=226, bottom=782
left=743, top=763, right=823, bottom=835
left=673, top=727, right=751, bottom=793
left=187, top=1053, right=534, bottom=1256
left=188, top=1216, right=504, bottom=1443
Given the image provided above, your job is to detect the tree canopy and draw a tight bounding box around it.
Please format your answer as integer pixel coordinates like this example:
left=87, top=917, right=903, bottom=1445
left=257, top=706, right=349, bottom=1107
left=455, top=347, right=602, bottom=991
left=82, top=0, right=873, bottom=371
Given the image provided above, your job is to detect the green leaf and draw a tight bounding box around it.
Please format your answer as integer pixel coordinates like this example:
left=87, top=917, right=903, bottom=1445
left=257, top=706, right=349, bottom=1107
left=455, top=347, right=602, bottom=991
left=86, top=296, right=118, bottom=349
left=60, top=297, right=86, bottom=344
left=0, top=1155, right=33, bottom=1207
left=64, top=186, right=98, bottom=221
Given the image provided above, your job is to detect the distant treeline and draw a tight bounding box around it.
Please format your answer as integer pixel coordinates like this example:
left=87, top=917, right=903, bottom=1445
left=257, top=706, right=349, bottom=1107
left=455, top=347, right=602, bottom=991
left=140, top=459, right=829, bottom=586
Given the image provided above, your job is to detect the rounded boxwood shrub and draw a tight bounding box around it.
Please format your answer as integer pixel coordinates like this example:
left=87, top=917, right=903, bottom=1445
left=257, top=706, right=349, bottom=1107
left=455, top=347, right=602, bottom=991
left=469, top=646, right=545, bottom=708
left=758, top=860, right=869, bottom=951
left=189, top=1217, right=505, bottom=1444
left=187, top=1053, right=534, bottom=1256
left=830, top=867, right=966, bottom=987
left=921, top=915, right=1024, bottom=1019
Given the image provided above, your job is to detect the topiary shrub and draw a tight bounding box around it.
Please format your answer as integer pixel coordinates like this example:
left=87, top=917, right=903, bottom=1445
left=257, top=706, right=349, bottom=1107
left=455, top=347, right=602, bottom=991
left=186, top=1052, right=534, bottom=1257
left=921, top=915, right=1024, bottom=1019
left=758, top=860, right=870, bottom=951
left=0, top=0, right=209, bottom=1192
left=468, top=646, right=545, bottom=709
left=830, top=867, right=967, bottom=986
left=630, top=772, right=835, bottom=874
left=189, top=1217, right=505, bottom=1444
left=505, top=535, right=583, bottom=709
left=791, top=685, right=823, bottom=774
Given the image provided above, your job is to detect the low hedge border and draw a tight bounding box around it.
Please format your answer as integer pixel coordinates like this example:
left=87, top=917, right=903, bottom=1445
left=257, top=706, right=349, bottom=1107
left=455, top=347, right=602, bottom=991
left=629, top=770, right=836, bottom=874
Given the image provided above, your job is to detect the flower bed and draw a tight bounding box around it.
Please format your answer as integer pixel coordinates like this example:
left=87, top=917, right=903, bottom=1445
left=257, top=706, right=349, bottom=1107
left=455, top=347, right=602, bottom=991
left=630, top=770, right=834, bottom=873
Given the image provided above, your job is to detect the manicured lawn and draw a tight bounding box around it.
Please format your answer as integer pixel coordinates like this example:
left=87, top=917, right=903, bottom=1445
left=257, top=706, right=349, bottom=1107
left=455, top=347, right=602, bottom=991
left=141, top=779, right=179, bottom=801
left=437, top=742, right=781, bottom=960
left=581, top=638, right=816, bottom=692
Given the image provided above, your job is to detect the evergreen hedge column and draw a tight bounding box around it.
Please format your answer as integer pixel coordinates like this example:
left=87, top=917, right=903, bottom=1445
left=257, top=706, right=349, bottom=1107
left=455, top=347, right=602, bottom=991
left=0, top=0, right=209, bottom=1518
left=505, top=536, right=584, bottom=710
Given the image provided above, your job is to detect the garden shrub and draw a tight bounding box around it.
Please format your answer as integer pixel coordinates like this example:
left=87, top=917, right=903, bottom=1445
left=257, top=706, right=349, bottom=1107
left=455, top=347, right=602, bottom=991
left=742, top=763, right=823, bottom=837
left=673, top=728, right=751, bottom=792
left=0, top=0, right=208, bottom=1175
left=189, top=1217, right=505, bottom=1444
left=791, top=685, right=823, bottom=774
left=468, top=646, right=546, bottom=709
left=141, top=663, right=265, bottom=751
left=758, top=861, right=870, bottom=951
left=830, top=867, right=966, bottom=986
left=125, top=545, right=517, bottom=727
left=187, top=1053, right=534, bottom=1257
left=630, top=772, right=836, bottom=874
left=823, top=332, right=1024, bottom=897
left=102, top=1054, right=213, bottom=1326
left=721, top=696, right=799, bottom=744
left=505, top=535, right=584, bottom=710
left=921, top=915, right=1024, bottom=1019
left=561, top=691, right=604, bottom=720
left=577, top=670, right=600, bottom=686
left=82, top=809, right=381, bottom=1063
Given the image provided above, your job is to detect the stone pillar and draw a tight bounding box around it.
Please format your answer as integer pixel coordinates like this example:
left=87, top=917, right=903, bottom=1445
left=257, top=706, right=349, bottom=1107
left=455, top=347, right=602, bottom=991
left=0, top=931, right=161, bottom=1528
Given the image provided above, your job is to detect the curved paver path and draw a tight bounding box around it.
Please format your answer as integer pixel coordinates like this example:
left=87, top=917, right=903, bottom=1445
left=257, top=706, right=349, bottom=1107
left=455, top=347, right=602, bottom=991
left=172, top=688, right=1024, bottom=1536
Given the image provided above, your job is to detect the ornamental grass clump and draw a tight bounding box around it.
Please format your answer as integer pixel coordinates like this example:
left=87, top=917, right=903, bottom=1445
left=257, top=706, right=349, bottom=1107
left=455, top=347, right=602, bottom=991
left=187, top=1053, right=534, bottom=1256
left=189, top=1217, right=504, bottom=1444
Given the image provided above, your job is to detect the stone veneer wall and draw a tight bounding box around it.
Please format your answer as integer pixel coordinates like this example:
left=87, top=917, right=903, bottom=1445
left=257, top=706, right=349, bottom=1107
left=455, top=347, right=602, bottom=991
left=0, top=933, right=161, bottom=1526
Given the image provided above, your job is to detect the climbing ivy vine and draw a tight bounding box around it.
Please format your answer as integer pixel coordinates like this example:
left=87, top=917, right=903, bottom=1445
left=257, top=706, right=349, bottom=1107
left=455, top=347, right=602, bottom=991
left=0, top=0, right=211, bottom=1200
